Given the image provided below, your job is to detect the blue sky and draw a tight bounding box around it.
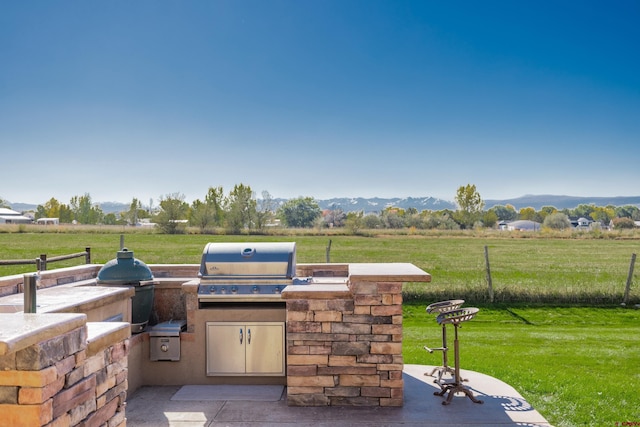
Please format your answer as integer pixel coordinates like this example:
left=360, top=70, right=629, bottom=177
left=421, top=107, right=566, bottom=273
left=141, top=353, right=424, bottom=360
left=1, top=1, right=639, bottom=206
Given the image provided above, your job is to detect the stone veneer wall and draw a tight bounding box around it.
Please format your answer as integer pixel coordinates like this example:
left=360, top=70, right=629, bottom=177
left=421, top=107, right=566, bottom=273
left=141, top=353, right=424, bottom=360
left=285, top=279, right=404, bottom=407
left=0, top=323, right=129, bottom=427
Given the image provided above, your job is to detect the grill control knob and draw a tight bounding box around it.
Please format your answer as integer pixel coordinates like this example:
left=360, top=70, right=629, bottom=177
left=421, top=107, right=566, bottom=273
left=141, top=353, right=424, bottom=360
left=209, top=286, right=216, bottom=294
left=220, top=287, right=227, bottom=294
left=274, top=286, right=281, bottom=294
left=252, top=286, right=259, bottom=294
left=231, top=286, right=238, bottom=294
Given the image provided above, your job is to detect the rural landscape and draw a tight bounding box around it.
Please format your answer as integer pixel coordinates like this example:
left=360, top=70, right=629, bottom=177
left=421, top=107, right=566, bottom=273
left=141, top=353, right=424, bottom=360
left=1, top=216, right=639, bottom=426
left=3, top=186, right=640, bottom=426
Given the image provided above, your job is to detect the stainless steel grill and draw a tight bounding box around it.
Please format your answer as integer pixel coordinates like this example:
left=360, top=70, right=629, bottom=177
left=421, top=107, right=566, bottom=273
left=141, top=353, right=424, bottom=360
left=197, top=242, right=296, bottom=303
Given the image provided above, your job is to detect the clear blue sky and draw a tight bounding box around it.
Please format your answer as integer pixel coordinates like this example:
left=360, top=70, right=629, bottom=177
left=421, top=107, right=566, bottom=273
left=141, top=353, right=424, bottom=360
left=1, top=1, right=639, bottom=206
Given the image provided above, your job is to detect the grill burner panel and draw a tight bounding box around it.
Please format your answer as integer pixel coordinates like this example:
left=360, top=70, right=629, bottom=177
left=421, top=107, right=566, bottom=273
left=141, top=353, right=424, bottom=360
left=197, top=281, right=290, bottom=302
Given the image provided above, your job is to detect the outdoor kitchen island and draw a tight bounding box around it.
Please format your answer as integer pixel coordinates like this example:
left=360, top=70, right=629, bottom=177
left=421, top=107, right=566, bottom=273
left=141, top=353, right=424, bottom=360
left=0, top=251, right=431, bottom=421
left=132, top=260, right=431, bottom=408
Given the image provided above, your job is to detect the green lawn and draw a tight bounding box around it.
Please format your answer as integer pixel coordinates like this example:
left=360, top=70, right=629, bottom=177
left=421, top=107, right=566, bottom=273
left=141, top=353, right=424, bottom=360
left=404, top=304, right=640, bottom=427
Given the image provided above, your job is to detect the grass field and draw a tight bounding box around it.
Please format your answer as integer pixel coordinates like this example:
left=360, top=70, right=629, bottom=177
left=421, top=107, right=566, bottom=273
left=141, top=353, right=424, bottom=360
left=1, top=228, right=640, bottom=426
left=2, top=228, right=639, bottom=304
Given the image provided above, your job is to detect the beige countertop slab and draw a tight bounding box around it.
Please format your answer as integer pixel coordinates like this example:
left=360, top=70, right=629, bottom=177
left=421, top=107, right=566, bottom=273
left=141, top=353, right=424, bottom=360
left=282, top=283, right=351, bottom=299
left=86, top=321, right=131, bottom=356
left=347, top=263, right=432, bottom=282
left=0, top=285, right=134, bottom=314
left=0, top=313, right=87, bottom=356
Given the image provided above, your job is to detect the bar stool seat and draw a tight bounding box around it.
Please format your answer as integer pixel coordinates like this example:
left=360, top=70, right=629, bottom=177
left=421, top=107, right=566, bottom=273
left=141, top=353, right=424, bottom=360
left=423, top=299, right=465, bottom=383
left=434, top=307, right=483, bottom=406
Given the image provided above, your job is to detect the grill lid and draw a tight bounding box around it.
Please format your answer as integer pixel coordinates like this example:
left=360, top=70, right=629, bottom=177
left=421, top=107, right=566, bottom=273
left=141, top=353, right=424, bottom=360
left=97, top=248, right=153, bottom=284
left=198, top=242, right=296, bottom=279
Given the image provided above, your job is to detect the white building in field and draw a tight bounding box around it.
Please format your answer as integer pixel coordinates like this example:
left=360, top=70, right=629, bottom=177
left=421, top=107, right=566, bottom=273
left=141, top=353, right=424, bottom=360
left=0, top=208, right=33, bottom=224
left=502, top=220, right=541, bottom=231
left=36, top=217, right=59, bottom=225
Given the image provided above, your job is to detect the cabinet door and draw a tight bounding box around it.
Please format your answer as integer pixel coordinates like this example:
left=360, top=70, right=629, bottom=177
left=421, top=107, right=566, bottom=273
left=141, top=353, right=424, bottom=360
left=206, top=323, right=246, bottom=375
left=245, top=323, right=285, bottom=375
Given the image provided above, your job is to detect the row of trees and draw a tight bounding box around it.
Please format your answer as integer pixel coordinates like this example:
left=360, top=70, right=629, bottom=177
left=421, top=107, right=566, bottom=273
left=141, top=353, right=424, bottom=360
left=3, top=184, right=640, bottom=233
left=9, top=185, right=325, bottom=233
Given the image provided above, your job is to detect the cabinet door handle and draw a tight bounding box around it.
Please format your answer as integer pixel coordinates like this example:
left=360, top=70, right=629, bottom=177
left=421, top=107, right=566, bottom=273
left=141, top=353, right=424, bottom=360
left=239, top=328, right=243, bottom=344
left=248, top=328, right=251, bottom=345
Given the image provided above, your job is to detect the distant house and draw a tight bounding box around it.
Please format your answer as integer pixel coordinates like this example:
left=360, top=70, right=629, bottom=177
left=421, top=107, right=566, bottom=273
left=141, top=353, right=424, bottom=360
left=0, top=208, right=33, bottom=224
left=571, top=217, right=592, bottom=229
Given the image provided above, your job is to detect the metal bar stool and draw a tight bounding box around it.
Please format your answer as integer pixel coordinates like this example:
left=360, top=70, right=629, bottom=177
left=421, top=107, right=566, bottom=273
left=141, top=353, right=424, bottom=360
left=423, top=299, right=465, bottom=384
left=433, top=307, right=483, bottom=405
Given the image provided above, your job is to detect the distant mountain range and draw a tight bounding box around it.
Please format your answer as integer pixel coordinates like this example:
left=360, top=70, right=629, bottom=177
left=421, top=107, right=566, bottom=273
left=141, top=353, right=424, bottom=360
left=314, top=195, right=640, bottom=212
left=483, top=195, right=640, bottom=211
left=8, top=195, right=640, bottom=215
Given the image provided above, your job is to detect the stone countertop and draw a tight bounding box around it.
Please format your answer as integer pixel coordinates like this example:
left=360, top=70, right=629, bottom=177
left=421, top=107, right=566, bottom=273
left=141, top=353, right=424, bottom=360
left=282, top=277, right=351, bottom=300
left=281, top=263, right=430, bottom=300
left=0, top=313, right=87, bottom=356
left=86, top=321, right=131, bottom=356
left=347, top=263, right=431, bottom=282
left=0, top=285, right=134, bottom=315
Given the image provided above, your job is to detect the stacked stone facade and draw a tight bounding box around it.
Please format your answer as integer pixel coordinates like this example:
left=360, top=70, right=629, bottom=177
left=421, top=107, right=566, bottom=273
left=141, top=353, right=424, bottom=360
left=0, top=323, right=129, bottom=427
left=285, top=280, right=404, bottom=407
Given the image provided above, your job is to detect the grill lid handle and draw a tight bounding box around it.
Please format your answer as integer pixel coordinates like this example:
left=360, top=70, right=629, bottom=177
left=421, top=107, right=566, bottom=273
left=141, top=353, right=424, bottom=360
left=241, top=247, right=255, bottom=257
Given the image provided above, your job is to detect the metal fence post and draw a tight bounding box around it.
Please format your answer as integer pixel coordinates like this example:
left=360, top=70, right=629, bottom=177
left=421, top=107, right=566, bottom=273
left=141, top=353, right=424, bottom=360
left=24, top=273, right=38, bottom=313
left=623, top=253, right=636, bottom=305
left=485, top=245, right=494, bottom=303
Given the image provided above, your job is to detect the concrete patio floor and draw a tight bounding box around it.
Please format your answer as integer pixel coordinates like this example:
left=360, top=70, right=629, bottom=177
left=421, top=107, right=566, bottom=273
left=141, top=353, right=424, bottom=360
left=125, top=364, right=552, bottom=426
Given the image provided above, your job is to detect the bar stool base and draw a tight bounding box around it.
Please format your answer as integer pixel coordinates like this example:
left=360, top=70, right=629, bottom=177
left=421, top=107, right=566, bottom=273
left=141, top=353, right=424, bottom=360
left=435, top=380, right=483, bottom=405
left=424, top=364, right=456, bottom=384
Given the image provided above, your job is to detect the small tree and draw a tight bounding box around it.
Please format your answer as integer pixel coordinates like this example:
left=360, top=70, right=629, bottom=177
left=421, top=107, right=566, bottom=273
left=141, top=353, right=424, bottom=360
left=381, top=207, right=406, bottom=229
left=489, top=204, right=518, bottom=221
left=453, top=184, right=484, bottom=229
left=345, top=211, right=364, bottom=234
left=615, top=205, right=640, bottom=220
left=519, top=207, right=538, bottom=221
left=538, top=206, right=558, bottom=222
left=543, top=212, right=571, bottom=230
left=59, top=204, right=73, bottom=223
left=277, top=197, right=321, bottom=228
left=226, top=184, right=257, bottom=232
left=69, top=193, right=103, bottom=224
left=362, top=213, right=383, bottom=229
left=124, top=198, right=143, bottom=226
left=103, top=213, right=118, bottom=225
left=612, top=217, right=636, bottom=229
left=189, top=199, right=212, bottom=232
left=155, top=193, right=189, bottom=234
left=590, top=205, right=615, bottom=224
left=205, top=186, right=225, bottom=227
left=255, top=190, right=276, bottom=230
left=481, top=210, right=499, bottom=228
